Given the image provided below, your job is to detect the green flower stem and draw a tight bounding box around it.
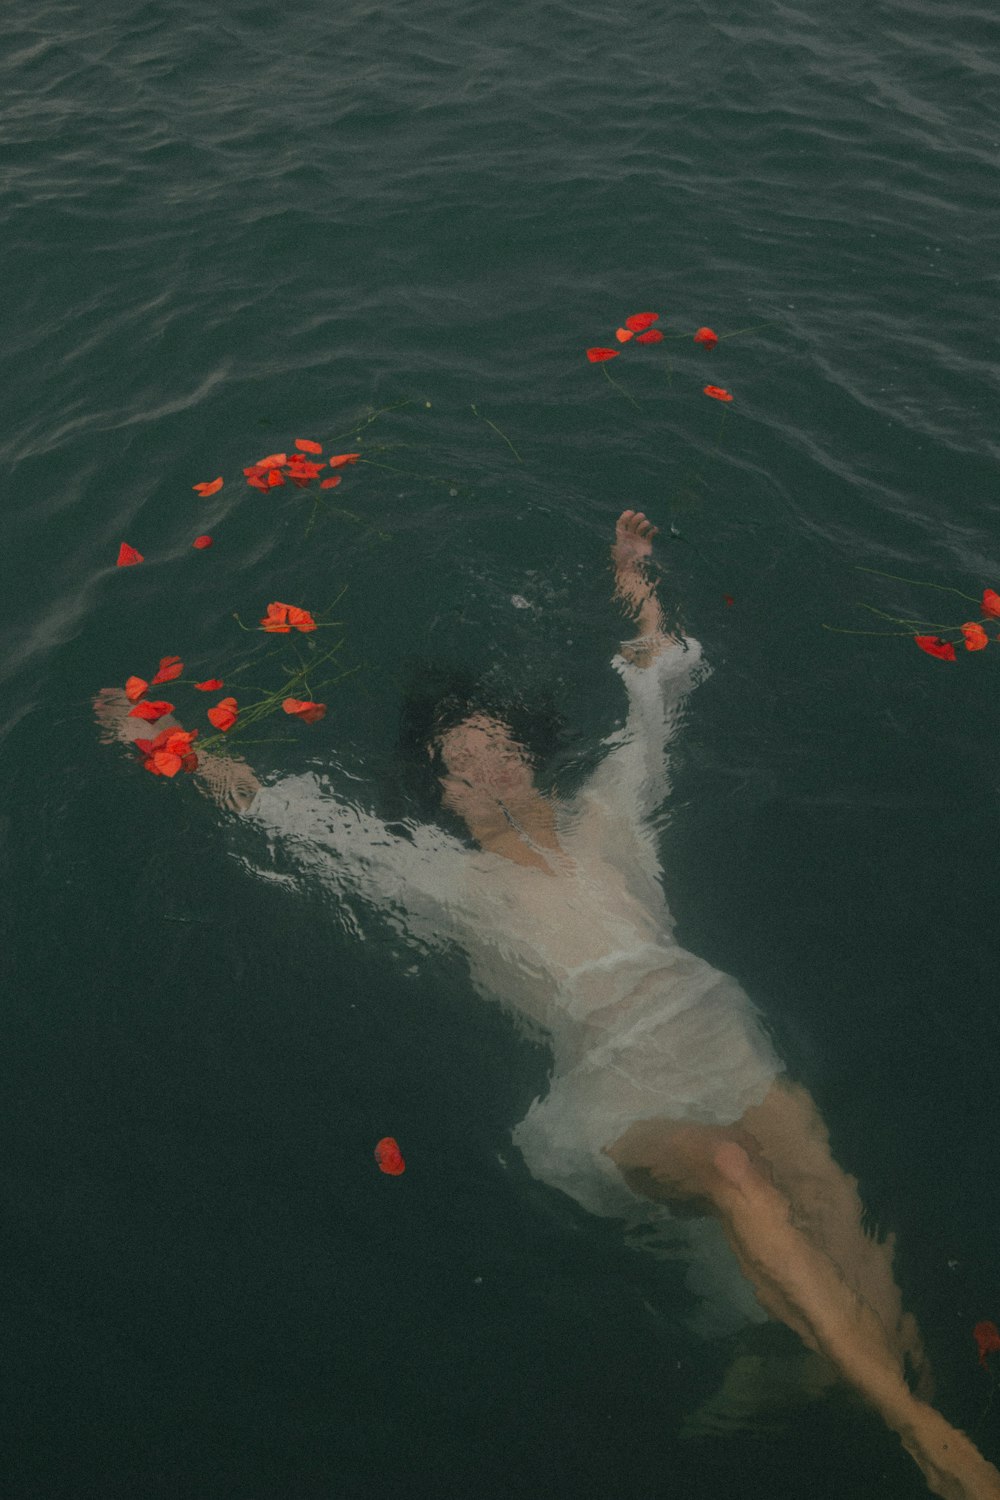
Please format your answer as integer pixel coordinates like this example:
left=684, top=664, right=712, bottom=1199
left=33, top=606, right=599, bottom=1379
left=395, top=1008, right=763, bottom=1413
left=855, top=567, right=981, bottom=605
left=599, top=362, right=641, bottom=410
left=470, top=404, right=523, bottom=463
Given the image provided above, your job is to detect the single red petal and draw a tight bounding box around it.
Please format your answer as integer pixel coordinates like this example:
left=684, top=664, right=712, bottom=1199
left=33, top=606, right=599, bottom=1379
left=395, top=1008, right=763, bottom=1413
left=294, top=438, right=323, bottom=455
left=266, top=469, right=285, bottom=488
left=286, top=606, right=317, bottom=633
left=128, top=700, right=175, bottom=721
left=194, top=678, right=224, bottom=692
left=374, top=1136, right=406, bottom=1175
left=180, top=751, right=198, bottom=773
left=151, top=749, right=183, bottom=777
left=586, top=348, right=620, bottom=363
left=254, top=453, right=288, bottom=469
left=320, top=475, right=342, bottom=489
left=703, top=385, right=733, bottom=402
left=206, top=697, right=239, bottom=732
left=116, top=543, right=144, bottom=567
left=914, top=635, right=957, bottom=661
left=192, top=534, right=213, bottom=550
left=636, top=329, right=663, bottom=344
left=694, top=326, right=719, bottom=349
left=625, top=312, right=659, bottom=332
left=125, top=675, right=149, bottom=703
left=961, top=621, right=988, bottom=652
left=724, top=595, right=734, bottom=607
left=982, top=589, right=1000, bottom=618
left=282, top=698, right=327, bottom=724
left=974, top=1321, right=1000, bottom=1368
left=615, top=327, right=634, bottom=343
left=192, top=477, right=224, bottom=497
left=246, top=473, right=269, bottom=491
left=327, top=453, right=361, bottom=468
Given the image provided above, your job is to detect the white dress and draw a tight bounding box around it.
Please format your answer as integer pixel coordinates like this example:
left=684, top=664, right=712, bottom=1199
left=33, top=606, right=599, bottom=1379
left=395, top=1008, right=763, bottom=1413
left=245, top=636, right=783, bottom=1243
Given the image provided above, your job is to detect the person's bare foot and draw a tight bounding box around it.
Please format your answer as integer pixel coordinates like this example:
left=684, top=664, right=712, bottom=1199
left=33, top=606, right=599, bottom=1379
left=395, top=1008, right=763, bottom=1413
left=612, top=508, right=659, bottom=573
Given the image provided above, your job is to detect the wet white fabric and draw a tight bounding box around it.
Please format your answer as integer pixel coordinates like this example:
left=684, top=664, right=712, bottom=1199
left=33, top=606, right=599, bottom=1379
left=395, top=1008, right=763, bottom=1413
left=246, top=636, right=782, bottom=1230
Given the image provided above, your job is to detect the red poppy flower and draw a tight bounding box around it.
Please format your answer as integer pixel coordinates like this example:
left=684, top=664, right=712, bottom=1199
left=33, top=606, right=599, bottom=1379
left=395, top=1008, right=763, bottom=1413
left=192, top=535, right=213, bottom=549
left=125, top=675, right=149, bottom=703
left=282, top=698, right=327, bottom=724
left=982, top=589, right=1000, bottom=618
left=192, top=477, right=223, bottom=497
left=374, top=1137, right=406, bottom=1175
left=137, top=726, right=199, bottom=777
left=625, top=312, right=659, bottom=332
left=636, top=329, right=663, bottom=344
left=975, top=1321, right=1000, bottom=1368
left=207, top=697, right=238, bottom=732
left=586, top=348, right=619, bottom=363
left=151, top=655, right=183, bottom=684
left=194, top=678, right=223, bottom=692
left=615, top=327, right=634, bottom=343
left=320, top=475, right=342, bottom=489
left=326, top=453, right=361, bottom=468
left=116, top=543, right=143, bottom=567
left=294, top=438, right=323, bottom=455
left=914, top=635, right=957, bottom=661
left=961, top=621, right=988, bottom=651
left=703, top=386, right=733, bottom=402
left=694, top=327, right=719, bottom=349
left=128, top=700, right=175, bottom=722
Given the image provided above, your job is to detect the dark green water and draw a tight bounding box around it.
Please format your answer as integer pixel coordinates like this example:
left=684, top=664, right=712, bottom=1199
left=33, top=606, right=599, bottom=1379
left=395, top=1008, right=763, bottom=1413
left=3, top=0, right=1000, bottom=1494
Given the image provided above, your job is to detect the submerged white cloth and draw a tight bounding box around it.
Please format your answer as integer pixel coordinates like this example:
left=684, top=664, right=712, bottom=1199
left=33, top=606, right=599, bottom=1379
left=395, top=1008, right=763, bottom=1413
left=246, top=636, right=782, bottom=1226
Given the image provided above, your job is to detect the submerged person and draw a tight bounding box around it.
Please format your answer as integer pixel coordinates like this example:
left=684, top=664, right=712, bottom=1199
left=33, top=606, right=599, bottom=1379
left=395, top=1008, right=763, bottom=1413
left=96, top=511, right=1000, bottom=1500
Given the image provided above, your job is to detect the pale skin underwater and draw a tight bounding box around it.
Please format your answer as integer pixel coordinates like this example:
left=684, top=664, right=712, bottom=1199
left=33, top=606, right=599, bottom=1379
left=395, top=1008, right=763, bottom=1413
left=95, top=510, right=1000, bottom=1500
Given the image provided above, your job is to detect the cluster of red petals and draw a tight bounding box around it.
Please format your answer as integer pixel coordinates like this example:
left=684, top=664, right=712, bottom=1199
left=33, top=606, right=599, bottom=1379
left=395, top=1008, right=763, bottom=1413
left=914, top=590, right=1000, bottom=660
left=192, top=477, right=224, bottom=497
left=589, top=313, right=661, bottom=363
left=129, top=699, right=174, bottom=722
left=374, top=1137, right=406, bottom=1175
left=961, top=622, right=988, bottom=651
left=694, top=326, right=719, bottom=349
left=974, top=1321, right=1000, bottom=1368
left=241, top=442, right=360, bottom=495
left=206, top=696, right=239, bottom=732
left=703, top=385, right=733, bottom=402
left=136, top=726, right=198, bottom=777
left=282, top=698, right=327, bottom=724
left=116, top=543, right=143, bottom=567
left=152, top=655, right=184, bottom=684
left=260, top=601, right=317, bottom=634
left=192, top=535, right=213, bottom=550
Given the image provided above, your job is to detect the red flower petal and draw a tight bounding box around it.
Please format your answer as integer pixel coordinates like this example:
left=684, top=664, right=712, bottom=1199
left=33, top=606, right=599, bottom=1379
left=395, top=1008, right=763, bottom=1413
left=374, top=1136, right=406, bottom=1175
left=615, top=327, right=634, bottom=343
left=116, top=543, right=143, bottom=567
left=724, top=595, right=734, bottom=608
left=327, top=453, right=361, bottom=468
left=625, top=312, right=659, bottom=332
left=982, top=589, right=1000, bottom=618
left=636, top=329, right=663, bottom=344
left=961, top=621, right=988, bottom=651
left=151, top=655, right=183, bottom=684
left=282, top=698, right=327, bottom=724
left=914, top=635, right=957, bottom=661
left=128, top=700, right=175, bottom=721
left=286, top=606, right=316, bottom=633
left=320, top=475, right=342, bottom=489
left=192, top=534, right=213, bottom=550
left=703, top=385, right=733, bottom=402
left=260, top=602, right=291, bottom=633
left=125, top=675, right=149, bottom=703
left=294, top=438, right=323, bottom=454
left=694, top=326, right=719, bottom=349
left=246, top=473, right=269, bottom=491
left=206, top=697, right=239, bottom=732
left=266, top=469, right=285, bottom=488
left=192, top=477, right=224, bottom=497
left=194, top=678, right=223, bottom=692
left=150, top=749, right=183, bottom=777
left=254, top=453, right=288, bottom=469
left=975, top=1321, right=1000, bottom=1368
left=586, top=348, right=619, bottom=363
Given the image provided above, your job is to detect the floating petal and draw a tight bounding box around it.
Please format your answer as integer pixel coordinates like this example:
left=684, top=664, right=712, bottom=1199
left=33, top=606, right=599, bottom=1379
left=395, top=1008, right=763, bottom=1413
left=116, top=543, right=144, bottom=567
left=374, top=1137, right=406, bottom=1175
left=625, top=312, right=659, bottom=332
left=914, top=635, right=956, bottom=661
